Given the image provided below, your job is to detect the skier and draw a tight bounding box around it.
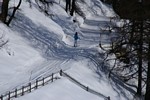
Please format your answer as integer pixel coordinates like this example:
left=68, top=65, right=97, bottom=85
left=74, top=32, right=79, bottom=47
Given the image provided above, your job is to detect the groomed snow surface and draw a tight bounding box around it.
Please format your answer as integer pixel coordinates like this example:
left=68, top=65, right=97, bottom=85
left=0, top=0, right=133, bottom=100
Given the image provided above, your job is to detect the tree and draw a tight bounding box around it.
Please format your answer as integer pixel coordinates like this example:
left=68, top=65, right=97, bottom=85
left=100, top=19, right=150, bottom=99
left=0, top=0, right=9, bottom=23
left=0, top=0, right=22, bottom=26
left=145, top=45, right=150, bottom=100
left=102, top=0, right=150, bottom=99
left=35, top=0, right=54, bottom=16
left=136, top=21, right=143, bottom=96
left=145, top=20, right=150, bottom=100
left=6, top=0, right=22, bottom=26
left=65, top=0, right=85, bottom=19
left=66, top=0, right=71, bottom=12
left=70, top=0, right=76, bottom=16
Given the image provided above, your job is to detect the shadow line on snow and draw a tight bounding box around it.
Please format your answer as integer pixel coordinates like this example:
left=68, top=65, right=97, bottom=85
left=10, top=11, right=136, bottom=100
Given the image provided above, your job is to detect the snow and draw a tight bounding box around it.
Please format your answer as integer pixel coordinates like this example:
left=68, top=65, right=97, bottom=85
left=15, top=77, right=102, bottom=100
left=0, top=0, right=133, bottom=100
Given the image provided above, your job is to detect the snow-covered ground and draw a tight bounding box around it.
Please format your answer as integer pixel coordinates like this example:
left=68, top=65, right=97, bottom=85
left=0, top=0, right=133, bottom=100
left=15, top=77, right=102, bottom=100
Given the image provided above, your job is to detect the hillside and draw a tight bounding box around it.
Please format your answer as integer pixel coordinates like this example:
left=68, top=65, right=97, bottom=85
left=0, top=0, right=133, bottom=100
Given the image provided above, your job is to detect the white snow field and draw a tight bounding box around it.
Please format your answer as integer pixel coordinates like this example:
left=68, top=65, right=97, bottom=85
left=0, top=0, right=133, bottom=100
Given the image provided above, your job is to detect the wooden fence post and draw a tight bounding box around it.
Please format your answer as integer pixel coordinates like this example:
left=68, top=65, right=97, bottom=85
left=86, top=86, right=89, bottom=91
left=36, top=79, right=38, bottom=89
left=29, top=83, right=31, bottom=92
left=22, top=86, right=24, bottom=96
left=8, top=91, right=10, bottom=100
left=42, top=78, right=44, bottom=86
left=107, top=96, right=110, bottom=100
left=60, top=70, right=62, bottom=76
left=15, top=89, right=17, bottom=98
left=0, top=95, right=3, bottom=100
left=52, top=73, right=54, bottom=82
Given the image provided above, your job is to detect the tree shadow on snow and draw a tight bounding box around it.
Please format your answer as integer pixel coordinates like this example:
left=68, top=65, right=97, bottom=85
left=80, top=17, right=136, bottom=99
left=10, top=12, right=100, bottom=64
left=10, top=12, right=135, bottom=99
left=11, top=12, right=75, bottom=60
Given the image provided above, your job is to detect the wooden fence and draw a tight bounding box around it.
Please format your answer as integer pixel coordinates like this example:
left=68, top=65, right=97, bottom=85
left=0, top=70, right=111, bottom=100
left=0, top=73, right=60, bottom=100
left=60, top=70, right=111, bottom=100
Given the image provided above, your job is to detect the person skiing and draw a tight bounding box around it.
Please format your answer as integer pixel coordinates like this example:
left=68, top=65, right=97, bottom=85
left=74, top=32, right=79, bottom=47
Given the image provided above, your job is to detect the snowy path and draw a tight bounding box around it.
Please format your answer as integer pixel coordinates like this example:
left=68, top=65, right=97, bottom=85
left=79, top=15, right=111, bottom=47
left=0, top=0, right=134, bottom=100
left=0, top=10, right=111, bottom=94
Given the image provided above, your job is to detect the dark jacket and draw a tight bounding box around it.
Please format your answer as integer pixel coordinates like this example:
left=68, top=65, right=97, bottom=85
left=74, top=32, right=79, bottom=40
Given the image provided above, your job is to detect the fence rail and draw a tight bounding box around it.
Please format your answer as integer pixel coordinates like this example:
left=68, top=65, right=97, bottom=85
left=60, top=70, right=110, bottom=100
left=0, top=70, right=111, bottom=100
left=0, top=73, right=60, bottom=100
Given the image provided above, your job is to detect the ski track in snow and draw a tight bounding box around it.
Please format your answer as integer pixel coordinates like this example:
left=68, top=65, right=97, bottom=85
left=1, top=17, right=110, bottom=95
left=0, top=2, right=113, bottom=95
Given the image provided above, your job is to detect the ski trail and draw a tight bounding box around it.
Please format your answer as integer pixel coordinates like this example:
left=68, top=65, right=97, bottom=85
left=12, top=13, right=106, bottom=62
left=0, top=10, right=112, bottom=95
left=80, top=16, right=112, bottom=47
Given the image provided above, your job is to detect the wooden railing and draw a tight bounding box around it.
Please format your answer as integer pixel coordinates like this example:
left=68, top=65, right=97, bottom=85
left=60, top=70, right=111, bottom=100
left=0, top=70, right=111, bottom=100
left=0, top=73, right=60, bottom=100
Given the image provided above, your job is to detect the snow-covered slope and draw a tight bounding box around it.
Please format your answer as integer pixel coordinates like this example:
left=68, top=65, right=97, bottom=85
left=0, top=0, right=133, bottom=100
left=15, top=77, right=102, bottom=100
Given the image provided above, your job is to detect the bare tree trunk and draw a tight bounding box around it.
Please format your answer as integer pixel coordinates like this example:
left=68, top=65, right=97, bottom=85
left=66, top=0, right=71, bottom=12
left=70, top=0, right=76, bottom=16
left=112, top=0, right=117, bottom=10
left=6, top=0, right=22, bottom=26
left=136, top=21, right=143, bottom=97
left=0, top=0, right=9, bottom=23
left=145, top=42, right=150, bottom=100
